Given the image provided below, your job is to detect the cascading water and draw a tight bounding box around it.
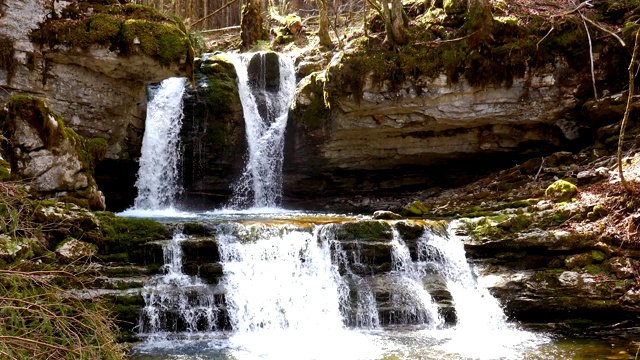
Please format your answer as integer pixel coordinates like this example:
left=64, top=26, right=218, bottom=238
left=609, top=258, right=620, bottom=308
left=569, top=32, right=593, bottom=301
left=387, top=228, right=442, bottom=326
left=228, top=52, right=296, bottom=209
left=415, top=225, right=507, bottom=329
left=138, top=233, right=222, bottom=339
left=215, top=224, right=345, bottom=333
left=132, top=218, right=550, bottom=359
left=133, top=77, right=187, bottom=210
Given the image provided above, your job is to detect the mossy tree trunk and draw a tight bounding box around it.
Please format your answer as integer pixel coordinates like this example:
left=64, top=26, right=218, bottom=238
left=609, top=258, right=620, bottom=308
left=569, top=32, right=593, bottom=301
left=389, top=0, right=408, bottom=45
left=466, top=0, right=492, bottom=31
left=241, top=0, right=267, bottom=50
left=317, top=0, right=333, bottom=48
left=380, top=0, right=408, bottom=46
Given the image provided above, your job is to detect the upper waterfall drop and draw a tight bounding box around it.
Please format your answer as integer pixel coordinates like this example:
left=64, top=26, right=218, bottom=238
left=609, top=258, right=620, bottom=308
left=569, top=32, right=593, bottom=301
left=133, top=77, right=187, bottom=210
left=228, top=52, right=296, bottom=210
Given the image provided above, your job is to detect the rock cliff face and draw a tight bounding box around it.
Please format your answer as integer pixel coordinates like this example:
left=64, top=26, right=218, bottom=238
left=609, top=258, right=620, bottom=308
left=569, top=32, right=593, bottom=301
left=284, top=55, right=604, bottom=206
left=1, top=95, right=106, bottom=209
left=0, top=0, right=192, bottom=210
left=180, top=54, right=247, bottom=208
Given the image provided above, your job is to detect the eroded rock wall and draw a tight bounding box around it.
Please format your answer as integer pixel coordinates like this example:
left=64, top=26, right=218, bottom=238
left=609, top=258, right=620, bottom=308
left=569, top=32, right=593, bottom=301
left=285, top=56, right=597, bottom=206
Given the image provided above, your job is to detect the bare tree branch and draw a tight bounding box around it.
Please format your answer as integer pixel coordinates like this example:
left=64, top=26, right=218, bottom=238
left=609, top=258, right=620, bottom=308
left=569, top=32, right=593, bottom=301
left=618, top=28, right=640, bottom=194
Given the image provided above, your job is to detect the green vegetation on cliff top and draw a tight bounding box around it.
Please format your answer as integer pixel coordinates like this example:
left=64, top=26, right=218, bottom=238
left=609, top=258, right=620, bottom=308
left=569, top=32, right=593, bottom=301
left=30, top=2, right=195, bottom=70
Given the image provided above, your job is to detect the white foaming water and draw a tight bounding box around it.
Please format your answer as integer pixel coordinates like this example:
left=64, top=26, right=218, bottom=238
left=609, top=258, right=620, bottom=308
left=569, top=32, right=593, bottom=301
left=389, top=228, right=443, bottom=326
left=139, top=233, right=220, bottom=338
left=228, top=53, right=296, bottom=209
left=320, top=225, right=380, bottom=329
left=416, top=223, right=506, bottom=329
left=414, top=222, right=543, bottom=359
left=216, top=224, right=345, bottom=333
left=134, top=77, right=187, bottom=210
left=117, top=207, right=198, bottom=219
left=132, top=219, right=550, bottom=359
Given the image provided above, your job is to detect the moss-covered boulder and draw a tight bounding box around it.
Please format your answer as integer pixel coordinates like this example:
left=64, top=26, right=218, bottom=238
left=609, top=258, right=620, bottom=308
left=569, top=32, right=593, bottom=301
left=93, top=212, right=171, bottom=263
left=403, top=200, right=430, bottom=217
left=1, top=95, right=107, bottom=210
left=545, top=180, right=578, bottom=202
left=0, top=95, right=107, bottom=210
left=180, top=53, right=247, bottom=208
left=331, top=221, right=394, bottom=242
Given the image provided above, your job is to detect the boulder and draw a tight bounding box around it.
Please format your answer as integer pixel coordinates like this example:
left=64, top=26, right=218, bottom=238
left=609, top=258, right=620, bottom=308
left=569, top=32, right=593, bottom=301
left=2, top=95, right=106, bottom=209
left=55, top=238, right=97, bottom=263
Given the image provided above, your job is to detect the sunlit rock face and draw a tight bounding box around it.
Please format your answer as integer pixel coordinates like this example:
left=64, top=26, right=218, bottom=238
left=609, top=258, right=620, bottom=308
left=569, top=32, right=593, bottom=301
left=0, top=0, right=189, bottom=161
left=284, top=55, right=603, bottom=206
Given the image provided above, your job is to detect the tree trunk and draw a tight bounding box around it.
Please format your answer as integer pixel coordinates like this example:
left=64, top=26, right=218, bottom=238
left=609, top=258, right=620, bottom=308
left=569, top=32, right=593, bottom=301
left=466, top=0, right=492, bottom=30
left=240, top=0, right=267, bottom=50
left=390, top=0, right=408, bottom=45
left=317, top=0, right=333, bottom=48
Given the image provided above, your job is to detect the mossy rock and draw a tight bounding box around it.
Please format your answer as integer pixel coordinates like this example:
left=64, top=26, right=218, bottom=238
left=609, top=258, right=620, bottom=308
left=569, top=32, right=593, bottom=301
left=332, top=221, right=393, bottom=242
left=2, top=95, right=66, bottom=149
left=587, top=204, right=608, bottom=221
left=31, top=2, right=194, bottom=69
left=443, top=0, right=466, bottom=14
left=545, top=180, right=578, bottom=202
left=403, top=200, right=430, bottom=217
left=290, top=71, right=330, bottom=129
left=93, top=212, right=171, bottom=261
left=0, top=159, right=11, bottom=181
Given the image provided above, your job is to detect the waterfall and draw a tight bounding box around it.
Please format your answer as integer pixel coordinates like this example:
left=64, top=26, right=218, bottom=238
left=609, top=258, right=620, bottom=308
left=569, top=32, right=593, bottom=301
left=215, top=224, right=345, bottom=333
left=133, top=219, right=542, bottom=359
left=415, top=225, right=507, bottom=329
left=387, top=229, right=443, bottom=326
left=133, top=77, right=187, bottom=210
left=138, top=233, right=222, bottom=338
left=228, top=52, right=296, bottom=209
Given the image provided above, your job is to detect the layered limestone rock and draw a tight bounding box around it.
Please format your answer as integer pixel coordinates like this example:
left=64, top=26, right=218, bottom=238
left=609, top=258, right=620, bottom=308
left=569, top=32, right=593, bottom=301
left=0, top=0, right=191, bottom=159
left=1, top=95, right=106, bottom=209
left=284, top=56, right=595, bottom=204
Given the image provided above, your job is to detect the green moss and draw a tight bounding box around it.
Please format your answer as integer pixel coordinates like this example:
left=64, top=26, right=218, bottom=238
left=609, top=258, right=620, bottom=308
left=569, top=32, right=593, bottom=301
left=545, top=180, right=578, bottom=203
left=587, top=204, right=607, bottom=221
left=31, top=2, right=194, bottom=70
left=192, top=55, right=240, bottom=150
left=497, top=214, right=532, bottom=232
left=591, top=250, right=606, bottom=263
left=3, top=95, right=66, bottom=149
left=464, top=217, right=505, bottom=240
left=86, top=137, right=109, bottom=163
left=94, top=212, right=171, bottom=257
left=333, top=221, right=393, bottom=241
left=404, top=200, right=430, bottom=217
left=0, top=159, right=10, bottom=181
left=291, top=72, right=330, bottom=129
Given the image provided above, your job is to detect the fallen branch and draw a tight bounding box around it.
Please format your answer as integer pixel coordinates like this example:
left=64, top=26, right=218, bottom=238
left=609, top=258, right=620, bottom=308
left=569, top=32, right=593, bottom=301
left=198, top=25, right=241, bottom=34
left=580, top=11, right=598, bottom=100
left=536, top=26, right=555, bottom=49
left=414, top=30, right=480, bottom=46
left=582, top=15, right=625, bottom=47
left=618, top=28, right=640, bottom=195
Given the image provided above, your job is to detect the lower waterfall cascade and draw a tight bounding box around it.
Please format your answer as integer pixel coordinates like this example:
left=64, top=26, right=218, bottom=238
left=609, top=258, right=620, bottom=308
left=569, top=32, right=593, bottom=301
left=133, top=218, right=547, bottom=359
